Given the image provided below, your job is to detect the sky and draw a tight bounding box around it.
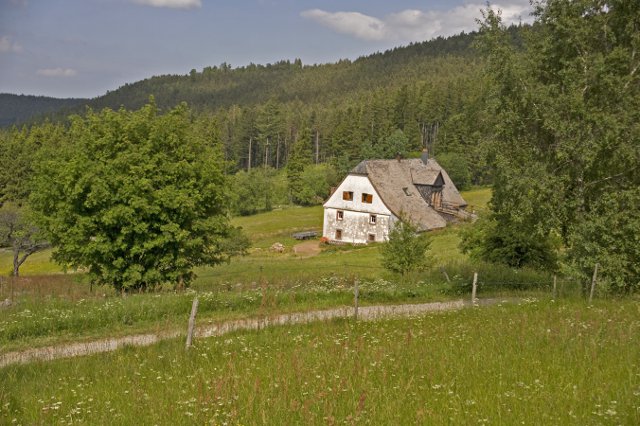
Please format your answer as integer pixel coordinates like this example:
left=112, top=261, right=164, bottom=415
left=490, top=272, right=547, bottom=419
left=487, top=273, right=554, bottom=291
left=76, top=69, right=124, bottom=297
left=0, top=0, right=534, bottom=99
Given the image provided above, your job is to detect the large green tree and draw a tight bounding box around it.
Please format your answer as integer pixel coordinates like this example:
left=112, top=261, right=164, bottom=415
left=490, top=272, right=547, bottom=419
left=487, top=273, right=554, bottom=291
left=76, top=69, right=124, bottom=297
left=30, top=101, right=246, bottom=291
left=472, top=1, right=640, bottom=291
left=0, top=122, right=65, bottom=203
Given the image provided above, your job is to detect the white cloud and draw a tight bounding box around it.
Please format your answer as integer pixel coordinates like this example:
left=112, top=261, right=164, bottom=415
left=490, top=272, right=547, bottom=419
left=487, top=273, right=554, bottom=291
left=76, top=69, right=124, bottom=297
left=37, top=68, right=78, bottom=77
left=302, top=2, right=533, bottom=42
left=133, top=0, right=201, bottom=9
left=0, top=35, right=23, bottom=53
left=301, top=10, right=387, bottom=41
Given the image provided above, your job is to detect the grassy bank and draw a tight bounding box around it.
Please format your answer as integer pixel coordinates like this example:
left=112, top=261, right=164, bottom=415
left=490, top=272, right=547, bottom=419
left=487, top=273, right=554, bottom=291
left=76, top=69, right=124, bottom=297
left=2, top=299, right=638, bottom=424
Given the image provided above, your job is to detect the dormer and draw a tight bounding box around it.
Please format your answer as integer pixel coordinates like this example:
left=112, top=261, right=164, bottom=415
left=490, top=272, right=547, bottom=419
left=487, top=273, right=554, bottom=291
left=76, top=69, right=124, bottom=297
left=411, top=167, right=444, bottom=207
left=411, top=168, right=444, bottom=188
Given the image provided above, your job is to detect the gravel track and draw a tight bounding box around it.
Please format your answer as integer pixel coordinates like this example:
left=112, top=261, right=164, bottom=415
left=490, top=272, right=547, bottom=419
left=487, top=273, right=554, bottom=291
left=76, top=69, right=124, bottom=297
left=1, top=299, right=472, bottom=368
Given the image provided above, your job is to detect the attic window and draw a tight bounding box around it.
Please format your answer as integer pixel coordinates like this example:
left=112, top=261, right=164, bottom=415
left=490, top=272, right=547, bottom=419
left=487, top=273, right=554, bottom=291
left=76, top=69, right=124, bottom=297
left=336, top=210, right=344, bottom=221
left=369, top=214, right=377, bottom=224
left=343, top=191, right=354, bottom=201
left=362, top=193, right=373, bottom=203
left=403, top=187, right=412, bottom=196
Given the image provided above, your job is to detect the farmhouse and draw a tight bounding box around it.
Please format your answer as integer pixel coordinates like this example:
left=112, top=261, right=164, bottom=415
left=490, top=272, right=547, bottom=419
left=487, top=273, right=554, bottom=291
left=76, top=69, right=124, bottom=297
left=322, top=150, right=469, bottom=244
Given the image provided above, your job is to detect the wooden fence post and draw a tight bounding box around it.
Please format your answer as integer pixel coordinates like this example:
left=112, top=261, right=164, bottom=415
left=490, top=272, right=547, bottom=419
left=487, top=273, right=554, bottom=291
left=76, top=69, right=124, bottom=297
left=185, top=297, right=199, bottom=349
left=354, top=278, right=359, bottom=321
left=589, top=263, right=599, bottom=304
left=553, top=275, right=557, bottom=299
left=440, top=266, right=450, bottom=283
left=471, top=272, right=478, bottom=305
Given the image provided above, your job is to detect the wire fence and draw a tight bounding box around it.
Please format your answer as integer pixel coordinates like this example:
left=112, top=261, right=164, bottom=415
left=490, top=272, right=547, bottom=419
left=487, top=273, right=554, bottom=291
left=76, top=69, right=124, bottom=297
left=0, top=259, right=592, bottom=305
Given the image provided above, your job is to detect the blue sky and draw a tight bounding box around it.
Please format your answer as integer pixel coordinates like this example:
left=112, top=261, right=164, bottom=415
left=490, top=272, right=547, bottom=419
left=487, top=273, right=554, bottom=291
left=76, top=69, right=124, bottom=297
left=0, top=0, right=533, bottom=98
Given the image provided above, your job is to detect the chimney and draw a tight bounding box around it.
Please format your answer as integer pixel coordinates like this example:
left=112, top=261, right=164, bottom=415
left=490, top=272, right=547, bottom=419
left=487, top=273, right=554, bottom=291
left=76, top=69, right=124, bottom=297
left=421, top=148, right=429, bottom=164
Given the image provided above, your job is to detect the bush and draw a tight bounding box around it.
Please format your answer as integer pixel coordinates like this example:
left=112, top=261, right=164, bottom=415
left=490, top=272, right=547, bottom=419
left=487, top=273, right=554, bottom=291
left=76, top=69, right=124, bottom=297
left=381, top=220, right=431, bottom=276
left=459, top=215, right=559, bottom=270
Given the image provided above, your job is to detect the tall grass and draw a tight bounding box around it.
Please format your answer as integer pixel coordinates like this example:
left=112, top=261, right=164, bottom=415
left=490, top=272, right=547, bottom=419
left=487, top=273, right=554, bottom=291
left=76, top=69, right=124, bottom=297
left=0, top=274, right=457, bottom=353
left=1, top=258, right=576, bottom=354
left=1, top=187, right=573, bottom=353
left=2, top=299, right=638, bottom=424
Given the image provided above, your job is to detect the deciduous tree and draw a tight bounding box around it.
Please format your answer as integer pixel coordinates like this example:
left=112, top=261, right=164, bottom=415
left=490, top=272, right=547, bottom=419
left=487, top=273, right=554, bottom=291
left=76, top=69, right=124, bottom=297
left=30, top=101, right=247, bottom=291
left=0, top=203, right=49, bottom=277
left=471, top=1, right=640, bottom=291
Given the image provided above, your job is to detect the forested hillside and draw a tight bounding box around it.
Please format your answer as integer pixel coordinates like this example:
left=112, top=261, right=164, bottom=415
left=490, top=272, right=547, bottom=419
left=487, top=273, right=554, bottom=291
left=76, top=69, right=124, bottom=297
left=0, top=94, right=87, bottom=127
left=1, top=31, right=482, bottom=128
left=83, top=31, right=506, bottom=182
left=2, top=29, right=515, bottom=221
left=89, top=32, right=479, bottom=112
left=2, top=30, right=508, bottom=187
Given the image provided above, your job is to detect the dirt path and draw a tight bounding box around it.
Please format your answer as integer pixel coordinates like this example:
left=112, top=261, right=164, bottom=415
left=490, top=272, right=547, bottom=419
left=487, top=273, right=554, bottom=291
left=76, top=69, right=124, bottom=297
left=293, top=240, right=322, bottom=257
left=0, top=299, right=483, bottom=368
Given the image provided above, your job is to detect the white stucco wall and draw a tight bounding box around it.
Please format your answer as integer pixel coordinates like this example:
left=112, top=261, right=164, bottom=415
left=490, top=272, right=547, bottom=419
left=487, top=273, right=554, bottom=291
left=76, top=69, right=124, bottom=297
left=323, top=175, right=397, bottom=244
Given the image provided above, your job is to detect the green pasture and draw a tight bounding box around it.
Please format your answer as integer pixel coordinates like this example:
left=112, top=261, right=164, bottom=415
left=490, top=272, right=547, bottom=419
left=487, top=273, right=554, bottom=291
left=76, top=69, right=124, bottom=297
left=0, top=248, right=61, bottom=276
left=232, top=204, right=324, bottom=248
left=461, top=186, right=491, bottom=214
left=0, top=258, right=567, bottom=354
left=0, top=187, right=492, bottom=277
left=2, top=186, right=554, bottom=354
left=2, top=298, right=638, bottom=424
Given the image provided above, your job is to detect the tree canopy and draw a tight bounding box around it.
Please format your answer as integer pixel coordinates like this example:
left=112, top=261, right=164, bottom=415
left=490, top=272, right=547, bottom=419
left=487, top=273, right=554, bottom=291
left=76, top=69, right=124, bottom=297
left=30, top=101, right=246, bottom=291
left=467, top=0, right=640, bottom=292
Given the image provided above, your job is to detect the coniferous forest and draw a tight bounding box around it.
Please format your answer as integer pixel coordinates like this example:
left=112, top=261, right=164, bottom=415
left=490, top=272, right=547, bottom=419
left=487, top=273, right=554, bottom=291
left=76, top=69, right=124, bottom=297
left=1, top=30, right=496, bottom=189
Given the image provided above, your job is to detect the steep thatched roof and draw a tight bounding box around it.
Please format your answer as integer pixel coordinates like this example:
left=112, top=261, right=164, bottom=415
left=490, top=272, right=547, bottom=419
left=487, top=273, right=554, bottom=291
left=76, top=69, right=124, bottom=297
left=350, top=157, right=467, bottom=231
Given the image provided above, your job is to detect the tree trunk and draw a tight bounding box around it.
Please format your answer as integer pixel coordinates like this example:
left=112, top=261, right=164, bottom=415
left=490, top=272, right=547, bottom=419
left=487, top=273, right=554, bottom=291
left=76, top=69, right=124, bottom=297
left=11, top=243, right=48, bottom=277
left=315, top=130, right=319, bottom=164
left=12, top=249, right=19, bottom=277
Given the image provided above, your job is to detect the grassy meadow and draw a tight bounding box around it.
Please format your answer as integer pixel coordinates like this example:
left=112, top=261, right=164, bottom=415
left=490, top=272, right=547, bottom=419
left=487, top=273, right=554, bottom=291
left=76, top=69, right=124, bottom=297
left=0, top=188, right=509, bottom=353
left=0, top=186, right=579, bottom=355
left=1, top=186, right=639, bottom=424
left=0, top=188, right=492, bottom=278
left=2, top=299, right=639, bottom=424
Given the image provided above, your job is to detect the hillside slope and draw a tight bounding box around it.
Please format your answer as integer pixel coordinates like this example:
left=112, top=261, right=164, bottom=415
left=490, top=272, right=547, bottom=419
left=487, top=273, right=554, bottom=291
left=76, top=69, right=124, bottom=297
left=87, top=31, right=479, bottom=113
left=0, top=94, right=88, bottom=127
left=0, top=31, right=485, bottom=128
